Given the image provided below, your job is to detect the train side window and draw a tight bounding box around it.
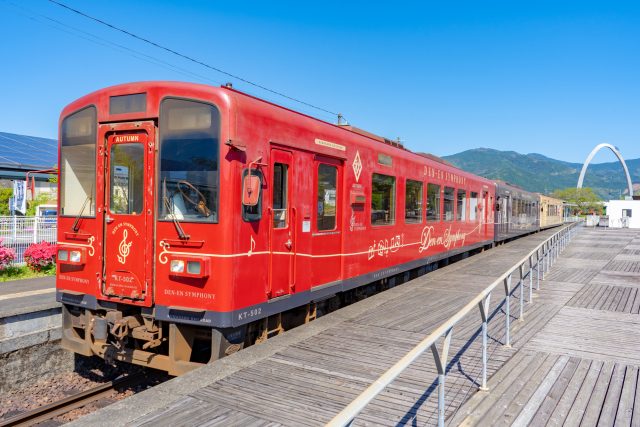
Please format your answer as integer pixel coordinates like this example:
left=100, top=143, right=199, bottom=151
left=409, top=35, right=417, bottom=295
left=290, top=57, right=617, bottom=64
left=469, top=191, right=478, bottom=221
left=456, top=189, right=466, bottom=221
left=272, top=163, right=288, bottom=228
left=371, top=173, right=395, bottom=226
left=444, top=187, right=455, bottom=221
left=405, top=179, right=422, bottom=223
left=242, top=168, right=263, bottom=222
left=317, top=164, right=337, bottom=231
left=427, top=184, right=441, bottom=221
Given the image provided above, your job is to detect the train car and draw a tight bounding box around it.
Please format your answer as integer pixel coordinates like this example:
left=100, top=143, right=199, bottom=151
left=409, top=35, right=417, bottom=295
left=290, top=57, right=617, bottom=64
left=494, top=181, right=539, bottom=242
left=539, top=194, right=564, bottom=229
left=56, top=82, right=496, bottom=374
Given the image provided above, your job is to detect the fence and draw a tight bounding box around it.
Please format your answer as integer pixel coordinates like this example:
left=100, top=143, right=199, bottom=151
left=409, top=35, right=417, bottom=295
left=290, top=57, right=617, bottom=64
left=563, top=215, right=581, bottom=223
left=0, top=216, right=57, bottom=264
left=327, top=221, right=582, bottom=427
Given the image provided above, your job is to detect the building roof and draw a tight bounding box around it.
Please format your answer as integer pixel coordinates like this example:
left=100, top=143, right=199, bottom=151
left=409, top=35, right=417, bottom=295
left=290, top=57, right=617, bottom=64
left=0, top=132, right=57, bottom=171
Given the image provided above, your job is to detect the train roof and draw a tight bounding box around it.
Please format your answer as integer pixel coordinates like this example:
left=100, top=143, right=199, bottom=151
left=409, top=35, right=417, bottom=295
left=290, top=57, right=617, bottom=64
left=61, top=81, right=493, bottom=184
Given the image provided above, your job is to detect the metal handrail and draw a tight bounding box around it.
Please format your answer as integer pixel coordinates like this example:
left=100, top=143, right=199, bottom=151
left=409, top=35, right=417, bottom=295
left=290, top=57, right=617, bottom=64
left=327, top=221, right=582, bottom=427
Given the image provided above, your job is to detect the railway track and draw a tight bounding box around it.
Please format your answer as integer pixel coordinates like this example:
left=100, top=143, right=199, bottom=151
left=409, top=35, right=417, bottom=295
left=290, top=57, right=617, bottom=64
left=0, top=373, right=146, bottom=427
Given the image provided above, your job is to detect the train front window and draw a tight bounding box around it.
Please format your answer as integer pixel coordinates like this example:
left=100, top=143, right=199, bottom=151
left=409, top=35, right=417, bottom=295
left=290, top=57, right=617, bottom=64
left=60, top=106, right=96, bottom=217
left=159, top=99, right=219, bottom=223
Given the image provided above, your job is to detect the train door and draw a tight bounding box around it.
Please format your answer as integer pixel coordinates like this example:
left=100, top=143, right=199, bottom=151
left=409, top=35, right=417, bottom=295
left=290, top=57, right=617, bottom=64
left=312, top=156, right=342, bottom=287
left=269, top=149, right=294, bottom=298
left=101, top=123, right=154, bottom=305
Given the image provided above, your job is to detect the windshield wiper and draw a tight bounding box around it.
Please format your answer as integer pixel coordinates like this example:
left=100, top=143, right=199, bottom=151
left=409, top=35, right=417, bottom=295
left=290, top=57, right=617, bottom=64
left=163, top=178, right=189, bottom=240
left=71, top=196, right=91, bottom=232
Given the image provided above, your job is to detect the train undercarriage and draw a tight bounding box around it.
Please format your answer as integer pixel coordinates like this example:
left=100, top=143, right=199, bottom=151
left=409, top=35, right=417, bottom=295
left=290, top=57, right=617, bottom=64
left=61, top=246, right=489, bottom=376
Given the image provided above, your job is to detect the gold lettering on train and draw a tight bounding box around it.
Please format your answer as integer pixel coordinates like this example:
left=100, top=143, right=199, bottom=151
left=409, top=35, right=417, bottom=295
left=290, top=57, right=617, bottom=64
left=114, top=135, right=140, bottom=143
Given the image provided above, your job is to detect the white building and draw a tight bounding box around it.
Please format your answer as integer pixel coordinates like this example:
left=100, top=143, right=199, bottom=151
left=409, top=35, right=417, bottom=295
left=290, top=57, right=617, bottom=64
left=604, top=199, right=640, bottom=228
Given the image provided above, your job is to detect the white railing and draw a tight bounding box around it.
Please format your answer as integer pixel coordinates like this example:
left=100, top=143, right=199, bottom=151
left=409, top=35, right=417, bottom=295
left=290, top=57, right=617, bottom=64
left=563, top=215, right=581, bottom=223
left=0, top=216, right=57, bottom=264
left=327, top=221, right=582, bottom=427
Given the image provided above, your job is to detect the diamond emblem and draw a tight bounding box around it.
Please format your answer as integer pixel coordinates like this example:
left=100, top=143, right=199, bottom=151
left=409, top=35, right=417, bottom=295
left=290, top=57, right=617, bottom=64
left=353, top=150, right=362, bottom=182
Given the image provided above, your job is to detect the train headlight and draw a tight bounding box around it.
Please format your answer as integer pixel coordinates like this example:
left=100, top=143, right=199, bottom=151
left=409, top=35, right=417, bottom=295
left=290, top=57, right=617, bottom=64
left=70, top=250, right=82, bottom=263
left=187, top=261, right=201, bottom=275
left=57, top=247, right=86, bottom=265
left=168, top=257, right=209, bottom=278
left=170, top=259, right=185, bottom=273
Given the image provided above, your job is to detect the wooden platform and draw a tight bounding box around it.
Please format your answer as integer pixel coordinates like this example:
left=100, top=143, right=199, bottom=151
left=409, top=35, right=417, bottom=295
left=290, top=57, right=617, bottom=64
left=71, top=226, right=589, bottom=427
left=450, top=228, right=640, bottom=426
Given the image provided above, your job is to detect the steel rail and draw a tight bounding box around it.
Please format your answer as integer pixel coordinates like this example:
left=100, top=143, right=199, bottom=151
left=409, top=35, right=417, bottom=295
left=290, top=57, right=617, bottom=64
left=0, top=372, right=146, bottom=427
left=326, top=221, right=581, bottom=427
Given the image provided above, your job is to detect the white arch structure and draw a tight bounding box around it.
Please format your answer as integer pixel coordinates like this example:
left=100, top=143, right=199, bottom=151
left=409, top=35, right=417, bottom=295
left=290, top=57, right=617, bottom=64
left=577, top=143, right=634, bottom=197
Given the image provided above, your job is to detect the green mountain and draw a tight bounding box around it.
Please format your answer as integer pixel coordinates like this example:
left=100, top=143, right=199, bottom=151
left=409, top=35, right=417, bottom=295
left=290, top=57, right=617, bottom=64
left=442, top=148, right=640, bottom=200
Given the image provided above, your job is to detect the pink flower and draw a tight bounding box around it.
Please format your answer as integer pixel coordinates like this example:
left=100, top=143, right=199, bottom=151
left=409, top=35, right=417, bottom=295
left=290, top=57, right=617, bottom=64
left=24, top=241, right=57, bottom=272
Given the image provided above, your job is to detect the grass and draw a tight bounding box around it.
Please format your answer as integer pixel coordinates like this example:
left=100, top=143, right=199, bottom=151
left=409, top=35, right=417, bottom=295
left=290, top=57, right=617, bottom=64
left=0, top=265, right=55, bottom=282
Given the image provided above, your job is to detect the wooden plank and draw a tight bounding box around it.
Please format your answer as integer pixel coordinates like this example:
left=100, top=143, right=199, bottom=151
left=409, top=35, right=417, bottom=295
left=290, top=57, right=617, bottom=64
left=612, top=286, right=632, bottom=312
left=527, top=356, right=580, bottom=425
left=622, top=287, right=636, bottom=313
left=477, top=354, right=561, bottom=426
left=545, top=358, right=592, bottom=426
left=580, top=361, right=615, bottom=425
left=615, top=366, right=637, bottom=427
left=548, top=360, right=603, bottom=426
left=509, top=355, right=569, bottom=427
left=599, top=363, right=626, bottom=425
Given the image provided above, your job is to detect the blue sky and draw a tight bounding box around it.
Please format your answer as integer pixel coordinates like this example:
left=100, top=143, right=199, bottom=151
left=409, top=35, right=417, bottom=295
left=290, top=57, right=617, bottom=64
left=0, top=0, right=639, bottom=163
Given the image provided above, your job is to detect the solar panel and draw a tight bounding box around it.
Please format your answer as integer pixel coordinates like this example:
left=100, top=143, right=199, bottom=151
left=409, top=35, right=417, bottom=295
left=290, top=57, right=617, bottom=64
left=0, top=132, right=57, bottom=169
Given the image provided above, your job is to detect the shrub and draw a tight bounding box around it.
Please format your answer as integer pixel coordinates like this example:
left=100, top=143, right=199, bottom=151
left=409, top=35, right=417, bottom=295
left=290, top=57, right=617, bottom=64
left=0, top=240, right=16, bottom=271
left=24, top=241, right=56, bottom=272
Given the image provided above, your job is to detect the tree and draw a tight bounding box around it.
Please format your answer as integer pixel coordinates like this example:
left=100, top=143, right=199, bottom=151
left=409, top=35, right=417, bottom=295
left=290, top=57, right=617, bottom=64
left=0, top=188, right=12, bottom=216
left=551, top=187, right=602, bottom=215
left=26, top=193, right=54, bottom=216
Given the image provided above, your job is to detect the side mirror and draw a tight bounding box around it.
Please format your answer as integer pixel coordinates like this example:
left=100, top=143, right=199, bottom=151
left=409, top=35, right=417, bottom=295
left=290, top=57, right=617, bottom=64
left=242, top=173, right=261, bottom=207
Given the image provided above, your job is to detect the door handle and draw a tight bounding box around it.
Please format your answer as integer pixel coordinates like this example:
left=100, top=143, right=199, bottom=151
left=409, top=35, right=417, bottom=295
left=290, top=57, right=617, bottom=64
left=284, top=239, right=292, bottom=250
left=105, top=214, right=114, bottom=224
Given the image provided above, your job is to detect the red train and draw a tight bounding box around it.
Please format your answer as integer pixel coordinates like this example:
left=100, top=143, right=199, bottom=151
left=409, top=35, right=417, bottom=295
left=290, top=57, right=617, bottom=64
left=57, top=81, right=503, bottom=374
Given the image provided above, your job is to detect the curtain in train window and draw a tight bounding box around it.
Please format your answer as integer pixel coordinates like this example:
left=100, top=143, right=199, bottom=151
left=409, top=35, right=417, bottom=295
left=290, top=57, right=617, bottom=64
left=317, top=164, right=337, bottom=231
left=273, top=163, right=288, bottom=228
left=469, top=192, right=478, bottom=221
left=444, top=187, right=455, bottom=221
left=456, top=189, right=466, bottom=221
left=405, top=179, right=422, bottom=223
left=371, top=173, right=395, bottom=225
left=427, top=184, right=441, bottom=221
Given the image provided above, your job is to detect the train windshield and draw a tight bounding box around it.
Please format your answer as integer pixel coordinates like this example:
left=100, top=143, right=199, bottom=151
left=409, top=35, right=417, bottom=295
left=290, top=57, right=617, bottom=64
left=60, top=106, right=97, bottom=217
left=158, top=99, right=220, bottom=223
